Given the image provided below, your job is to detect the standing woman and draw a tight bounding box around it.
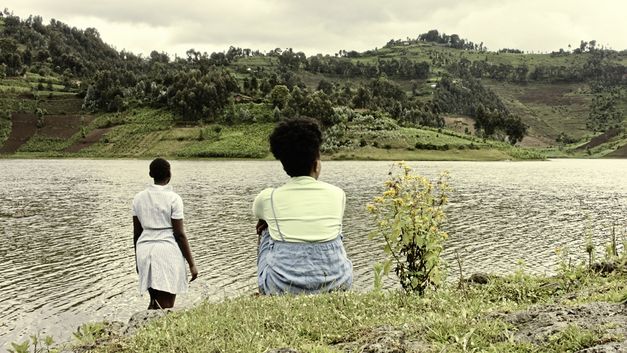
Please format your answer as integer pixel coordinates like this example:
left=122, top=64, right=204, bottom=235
left=254, top=117, right=353, bottom=295
left=132, top=158, right=198, bottom=309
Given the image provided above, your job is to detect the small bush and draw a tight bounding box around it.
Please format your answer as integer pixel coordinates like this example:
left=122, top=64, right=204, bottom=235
left=367, top=162, right=450, bottom=294
left=415, top=142, right=449, bottom=150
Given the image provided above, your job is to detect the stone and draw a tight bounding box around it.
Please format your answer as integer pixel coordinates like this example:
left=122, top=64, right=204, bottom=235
left=590, top=261, right=618, bottom=276
left=576, top=342, right=627, bottom=353
left=500, top=302, right=627, bottom=347
left=124, top=309, right=173, bottom=335
left=359, top=325, right=405, bottom=353
left=466, top=273, right=492, bottom=285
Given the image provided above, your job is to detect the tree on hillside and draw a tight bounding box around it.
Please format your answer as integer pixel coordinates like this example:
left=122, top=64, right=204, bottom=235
left=303, top=91, right=335, bottom=126
left=474, top=104, right=527, bottom=144
left=352, top=86, right=371, bottom=108
left=0, top=38, right=23, bottom=75
left=317, top=79, right=334, bottom=95
left=165, top=69, right=239, bottom=121
left=82, top=70, right=127, bottom=112
left=503, top=116, right=527, bottom=145
left=270, top=85, right=291, bottom=109
left=587, top=89, right=624, bottom=132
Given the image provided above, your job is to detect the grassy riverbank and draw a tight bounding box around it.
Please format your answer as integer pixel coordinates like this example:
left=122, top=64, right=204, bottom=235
left=73, top=263, right=627, bottom=353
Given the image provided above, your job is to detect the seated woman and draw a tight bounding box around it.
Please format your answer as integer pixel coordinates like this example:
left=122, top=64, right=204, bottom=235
left=253, top=117, right=353, bottom=295
left=132, top=158, right=198, bottom=309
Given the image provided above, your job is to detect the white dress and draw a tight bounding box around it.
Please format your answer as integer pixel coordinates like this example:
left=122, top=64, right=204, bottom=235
left=132, top=184, right=188, bottom=294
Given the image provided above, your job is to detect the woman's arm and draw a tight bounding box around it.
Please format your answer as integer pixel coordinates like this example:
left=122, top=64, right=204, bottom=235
left=133, top=216, right=143, bottom=273
left=172, top=218, right=198, bottom=282
left=256, top=219, right=268, bottom=245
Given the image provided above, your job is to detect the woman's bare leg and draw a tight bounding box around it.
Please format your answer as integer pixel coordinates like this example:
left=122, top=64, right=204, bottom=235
left=147, top=288, right=176, bottom=309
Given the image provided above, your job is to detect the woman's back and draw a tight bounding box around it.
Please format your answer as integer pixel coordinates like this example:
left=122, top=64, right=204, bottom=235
left=254, top=117, right=353, bottom=295
left=253, top=176, right=345, bottom=242
left=132, top=184, right=183, bottom=244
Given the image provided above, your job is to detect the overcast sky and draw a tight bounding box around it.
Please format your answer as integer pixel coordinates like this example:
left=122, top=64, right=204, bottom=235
left=4, top=0, right=627, bottom=57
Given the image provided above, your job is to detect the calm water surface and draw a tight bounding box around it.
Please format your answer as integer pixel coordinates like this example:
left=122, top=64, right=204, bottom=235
left=0, top=159, right=625, bottom=348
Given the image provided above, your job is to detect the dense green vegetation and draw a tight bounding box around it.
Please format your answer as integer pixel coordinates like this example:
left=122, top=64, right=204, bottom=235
left=0, top=10, right=625, bottom=159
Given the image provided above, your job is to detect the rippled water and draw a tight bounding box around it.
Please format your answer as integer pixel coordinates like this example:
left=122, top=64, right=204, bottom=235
left=0, top=159, right=626, bottom=348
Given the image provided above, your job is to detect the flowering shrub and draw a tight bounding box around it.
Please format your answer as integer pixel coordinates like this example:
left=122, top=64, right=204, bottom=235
left=367, top=162, right=450, bottom=294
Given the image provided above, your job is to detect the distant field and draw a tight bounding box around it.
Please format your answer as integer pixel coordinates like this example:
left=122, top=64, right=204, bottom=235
left=332, top=146, right=512, bottom=161
left=483, top=81, right=591, bottom=142
left=66, top=110, right=273, bottom=159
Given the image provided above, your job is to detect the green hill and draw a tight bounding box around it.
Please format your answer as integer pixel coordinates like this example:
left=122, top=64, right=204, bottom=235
left=0, top=11, right=625, bottom=159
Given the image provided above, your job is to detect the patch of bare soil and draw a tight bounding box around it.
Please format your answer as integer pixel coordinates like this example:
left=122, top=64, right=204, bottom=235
left=576, top=128, right=622, bottom=150
left=264, top=325, right=432, bottom=353
left=444, top=115, right=476, bottom=135
left=496, top=302, right=627, bottom=352
left=0, top=114, right=96, bottom=153
left=38, top=96, right=83, bottom=115
left=64, top=127, right=111, bottom=153
left=519, top=135, right=553, bottom=148
left=38, top=115, right=95, bottom=139
left=517, top=85, right=586, bottom=106
left=0, top=113, right=37, bottom=153
left=604, top=143, right=627, bottom=158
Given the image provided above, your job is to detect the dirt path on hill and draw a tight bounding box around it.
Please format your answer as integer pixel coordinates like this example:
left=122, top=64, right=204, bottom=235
left=604, top=143, right=627, bottom=158
left=64, top=127, right=111, bottom=153
left=576, top=128, right=622, bottom=150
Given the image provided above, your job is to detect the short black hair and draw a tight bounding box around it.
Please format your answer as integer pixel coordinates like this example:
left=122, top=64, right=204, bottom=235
left=269, top=117, right=322, bottom=177
left=149, top=158, right=171, bottom=182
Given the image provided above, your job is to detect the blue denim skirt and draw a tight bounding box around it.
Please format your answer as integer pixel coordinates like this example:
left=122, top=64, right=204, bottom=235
left=257, top=229, right=353, bottom=295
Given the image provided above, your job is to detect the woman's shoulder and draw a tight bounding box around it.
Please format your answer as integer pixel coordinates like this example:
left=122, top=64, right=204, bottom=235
left=316, top=180, right=345, bottom=195
left=132, top=188, right=149, bottom=201
left=255, top=187, right=274, bottom=199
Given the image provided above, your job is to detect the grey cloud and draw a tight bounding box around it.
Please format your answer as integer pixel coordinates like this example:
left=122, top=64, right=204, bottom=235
left=4, top=0, right=627, bottom=57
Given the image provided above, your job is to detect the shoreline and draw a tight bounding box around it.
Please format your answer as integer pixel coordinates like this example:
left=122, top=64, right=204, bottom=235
left=0, top=150, right=548, bottom=162
left=0, top=154, right=620, bottom=162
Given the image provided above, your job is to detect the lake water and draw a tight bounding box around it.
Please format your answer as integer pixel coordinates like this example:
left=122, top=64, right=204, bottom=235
left=0, top=159, right=625, bottom=348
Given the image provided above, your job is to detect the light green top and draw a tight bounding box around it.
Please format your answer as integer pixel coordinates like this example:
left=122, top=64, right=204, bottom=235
left=253, top=176, right=346, bottom=242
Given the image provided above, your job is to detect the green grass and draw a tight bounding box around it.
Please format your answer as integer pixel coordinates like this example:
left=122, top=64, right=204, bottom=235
left=378, top=42, right=596, bottom=71
left=326, top=122, right=540, bottom=161
left=24, top=72, right=63, bottom=85
left=84, top=266, right=626, bottom=353
left=67, top=110, right=273, bottom=159
left=332, top=146, right=512, bottom=161
left=483, top=81, right=592, bottom=141
left=17, top=134, right=75, bottom=152
left=0, top=96, right=38, bottom=113
left=0, top=112, right=11, bottom=146
left=76, top=109, right=176, bottom=157
left=176, top=123, right=273, bottom=158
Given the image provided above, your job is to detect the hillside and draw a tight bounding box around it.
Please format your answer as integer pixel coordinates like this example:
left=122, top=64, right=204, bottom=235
left=0, top=11, right=625, bottom=159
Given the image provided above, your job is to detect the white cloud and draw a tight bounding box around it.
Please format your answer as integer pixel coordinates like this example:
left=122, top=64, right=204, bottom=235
left=4, top=0, right=626, bottom=56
